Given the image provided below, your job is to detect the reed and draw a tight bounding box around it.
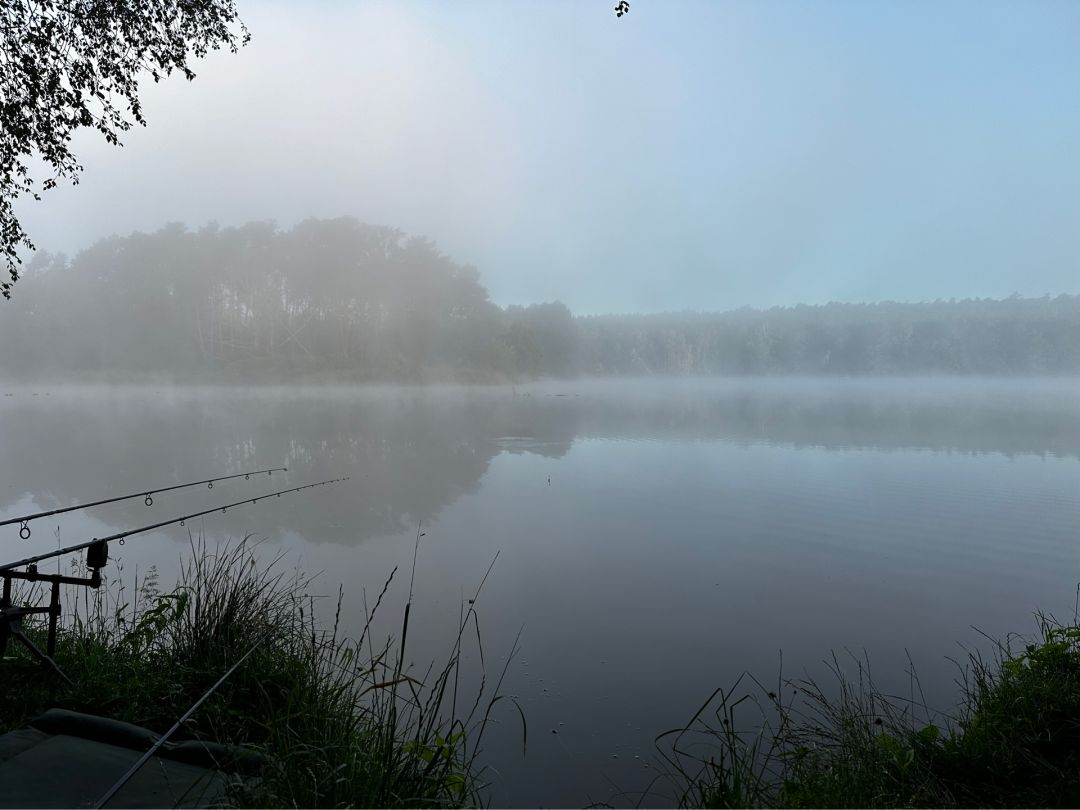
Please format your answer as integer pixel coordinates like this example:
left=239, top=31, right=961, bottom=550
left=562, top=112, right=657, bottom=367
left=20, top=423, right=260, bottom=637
left=660, top=612, right=1080, bottom=808
left=0, top=535, right=520, bottom=808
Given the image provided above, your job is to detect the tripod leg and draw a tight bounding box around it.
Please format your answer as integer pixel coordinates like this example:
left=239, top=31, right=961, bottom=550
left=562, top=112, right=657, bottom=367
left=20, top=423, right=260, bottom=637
left=10, top=626, right=73, bottom=687
left=0, top=578, right=10, bottom=658
left=47, top=581, right=60, bottom=659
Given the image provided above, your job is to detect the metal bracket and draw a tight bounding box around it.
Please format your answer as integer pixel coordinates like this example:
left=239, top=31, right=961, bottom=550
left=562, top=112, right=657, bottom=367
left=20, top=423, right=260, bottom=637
left=0, top=540, right=108, bottom=684
left=0, top=605, right=73, bottom=685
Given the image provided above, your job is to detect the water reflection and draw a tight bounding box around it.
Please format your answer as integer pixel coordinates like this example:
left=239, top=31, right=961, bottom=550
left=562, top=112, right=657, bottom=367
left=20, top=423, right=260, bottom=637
left=0, top=378, right=1076, bottom=546
left=1, top=378, right=1078, bottom=806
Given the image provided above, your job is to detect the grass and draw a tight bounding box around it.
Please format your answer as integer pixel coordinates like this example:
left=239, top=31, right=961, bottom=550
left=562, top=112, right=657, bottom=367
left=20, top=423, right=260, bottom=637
left=659, top=612, right=1080, bottom=808
left=7, top=536, right=1080, bottom=808
left=0, top=536, right=521, bottom=808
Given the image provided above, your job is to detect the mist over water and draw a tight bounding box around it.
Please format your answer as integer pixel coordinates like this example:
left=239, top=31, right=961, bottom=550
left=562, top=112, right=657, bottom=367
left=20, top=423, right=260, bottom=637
left=3, top=222, right=1078, bottom=382
left=3, top=0, right=1080, bottom=804
left=1, top=378, right=1078, bottom=805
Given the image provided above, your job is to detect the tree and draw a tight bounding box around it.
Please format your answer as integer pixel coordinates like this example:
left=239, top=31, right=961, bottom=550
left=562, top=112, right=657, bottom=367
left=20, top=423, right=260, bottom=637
left=0, top=0, right=248, bottom=299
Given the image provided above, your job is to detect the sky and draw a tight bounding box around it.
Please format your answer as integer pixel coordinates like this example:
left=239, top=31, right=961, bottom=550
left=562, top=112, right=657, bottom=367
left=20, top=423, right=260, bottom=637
left=14, top=0, right=1080, bottom=314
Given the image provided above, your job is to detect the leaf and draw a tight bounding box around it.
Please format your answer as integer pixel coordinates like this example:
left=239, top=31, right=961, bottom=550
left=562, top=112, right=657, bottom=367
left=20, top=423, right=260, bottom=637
left=917, top=724, right=940, bottom=744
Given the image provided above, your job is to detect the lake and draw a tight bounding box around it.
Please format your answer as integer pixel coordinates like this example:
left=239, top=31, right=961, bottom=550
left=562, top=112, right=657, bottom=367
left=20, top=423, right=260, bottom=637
left=1, top=377, right=1079, bottom=806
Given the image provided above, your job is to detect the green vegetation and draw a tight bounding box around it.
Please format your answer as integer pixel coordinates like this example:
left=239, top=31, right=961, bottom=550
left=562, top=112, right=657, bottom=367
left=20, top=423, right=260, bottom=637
left=663, top=614, right=1080, bottom=808
left=5, top=535, right=1080, bottom=808
left=0, top=539, right=517, bottom=808
left=0, top=0, right=247, bottom=299
left=1, top=218, right=1078, bottom=380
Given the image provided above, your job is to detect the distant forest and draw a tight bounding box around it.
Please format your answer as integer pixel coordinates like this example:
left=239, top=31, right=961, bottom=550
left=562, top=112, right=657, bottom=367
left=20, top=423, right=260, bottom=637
left=1, top=218, right=1077, bottom=380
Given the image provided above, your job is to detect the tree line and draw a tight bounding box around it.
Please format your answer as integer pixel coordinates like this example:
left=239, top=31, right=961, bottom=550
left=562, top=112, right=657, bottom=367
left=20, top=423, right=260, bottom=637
left=0, top=218, right=1076, bottom=380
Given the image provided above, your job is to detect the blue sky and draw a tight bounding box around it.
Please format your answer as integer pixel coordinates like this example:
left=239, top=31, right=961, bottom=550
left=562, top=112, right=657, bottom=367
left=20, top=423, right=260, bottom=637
left=15, top=0, right=1080, bottom=313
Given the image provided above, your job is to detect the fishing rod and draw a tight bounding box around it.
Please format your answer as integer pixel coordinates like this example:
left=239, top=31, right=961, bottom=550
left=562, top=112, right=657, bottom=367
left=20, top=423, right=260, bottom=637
left=0, top=476, right=348, bottom=677
left=0, top=476, right=350, bottom=575
left=1, top=467, right=289, bottom=539
left=93, top=630, right=271, bottom=809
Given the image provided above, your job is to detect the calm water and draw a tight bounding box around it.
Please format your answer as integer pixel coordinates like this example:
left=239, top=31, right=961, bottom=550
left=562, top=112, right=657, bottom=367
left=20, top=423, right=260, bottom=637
left=2, top=378, right=1079, bottom=805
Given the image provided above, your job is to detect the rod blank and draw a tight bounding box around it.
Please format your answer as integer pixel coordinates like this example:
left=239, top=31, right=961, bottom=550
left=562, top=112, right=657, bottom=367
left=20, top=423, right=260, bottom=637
left=0, top=476, right=349, bottom=573
left=93, top=631, right=269, bottom=809
left=0, top=467, right=288, bottom=533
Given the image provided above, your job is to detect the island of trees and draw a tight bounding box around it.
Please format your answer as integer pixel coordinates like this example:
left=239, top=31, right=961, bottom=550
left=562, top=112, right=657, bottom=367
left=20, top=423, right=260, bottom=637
left=1, top=217, right=1077, bottom=381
